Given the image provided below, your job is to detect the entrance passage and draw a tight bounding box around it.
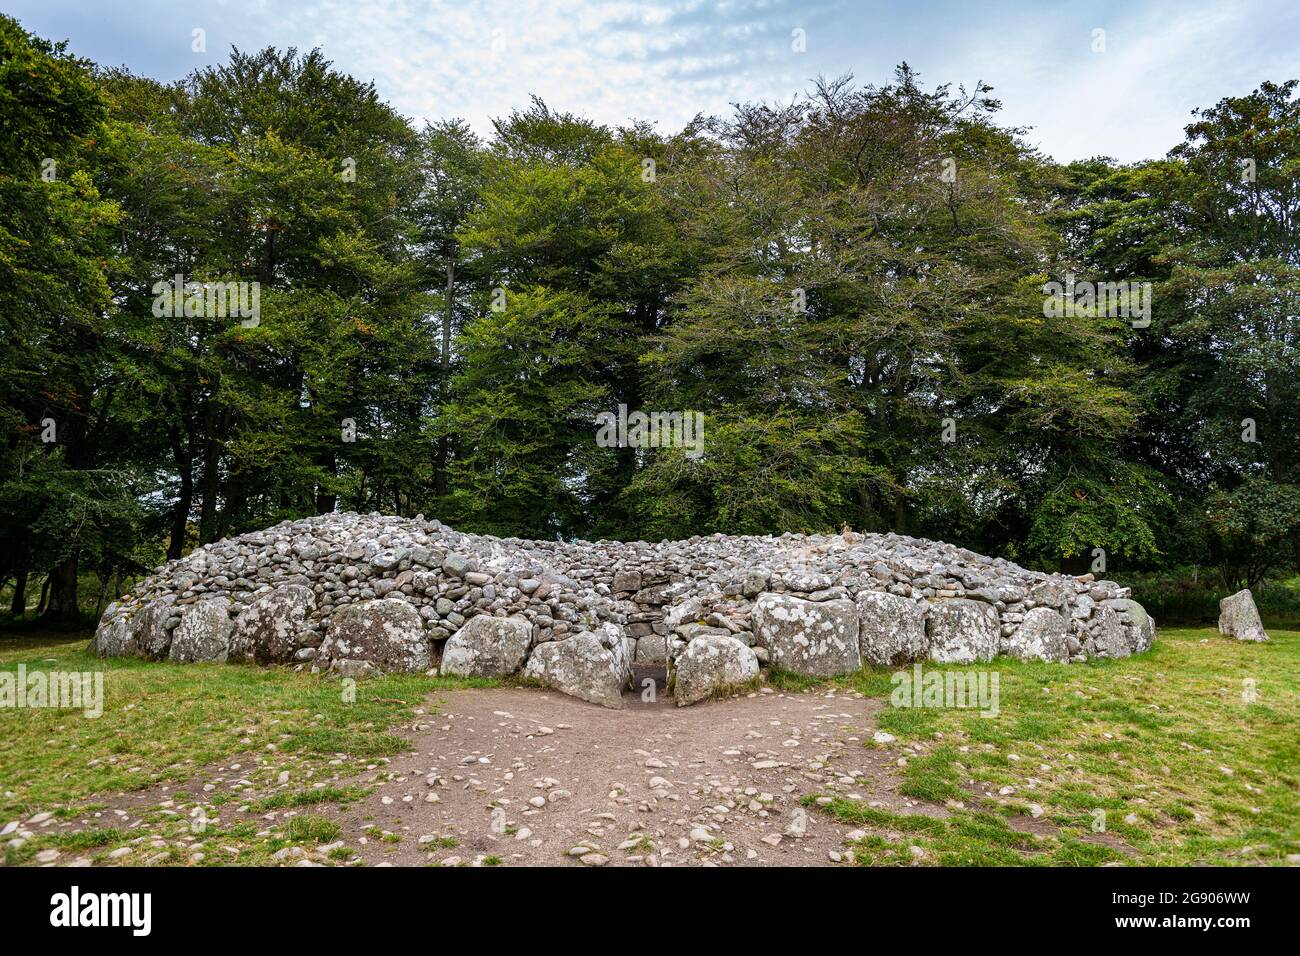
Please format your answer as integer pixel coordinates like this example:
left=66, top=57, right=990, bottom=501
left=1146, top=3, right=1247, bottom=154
left=627, top=662, right=671, bottom=708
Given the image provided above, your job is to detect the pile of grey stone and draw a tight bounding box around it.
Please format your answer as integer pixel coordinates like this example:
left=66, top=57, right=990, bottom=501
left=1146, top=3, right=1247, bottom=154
left=93, top=512, right=1158, bottom=708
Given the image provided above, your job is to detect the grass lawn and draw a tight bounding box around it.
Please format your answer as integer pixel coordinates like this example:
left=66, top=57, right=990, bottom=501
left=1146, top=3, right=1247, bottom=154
left=1, top=625, right=1295, bottom=866
left=0, top=630, right=491, bottom=865
left=812, top=627, right=1299, bottom=866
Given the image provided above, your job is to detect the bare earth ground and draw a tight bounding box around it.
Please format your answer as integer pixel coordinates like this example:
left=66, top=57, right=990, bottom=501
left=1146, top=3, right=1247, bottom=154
left=331, top=684, right=925, bottom=866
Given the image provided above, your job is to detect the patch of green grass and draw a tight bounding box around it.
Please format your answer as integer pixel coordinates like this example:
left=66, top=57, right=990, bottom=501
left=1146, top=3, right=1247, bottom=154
left=698, top=675, right=764, bottom=702
left=842, top=627, right=1300, bottom=866
left=811, top=795, right=1121, bottom=867
left=0, top=628, right=495, bottom=821
left=897, top=745, right=965, bottom=803
left=256, top=786, right=365, bottom=811
left=285, top=814, right=341, bottom=844
left=763, top=667, right=825, bottom=693
left=52, top=827, right=146, bottom=850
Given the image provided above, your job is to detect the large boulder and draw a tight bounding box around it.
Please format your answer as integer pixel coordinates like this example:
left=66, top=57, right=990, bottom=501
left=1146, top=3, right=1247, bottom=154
left=635, top=634, right=669, bottom=665
left=1005, top=607, right=1069, bottom=663
left=1084, top=605, right=1129, bottom=659
left=168, top=598, right=234, bottom=663
left=318, top=598, right=430, bottom=673
left=856, top=590, right=927, bottom=666
left=1101, top=598, right=1157, bottom=654
left=132, top=600, right=177, bottom=660
left=1219, top=589, right=1268, bottom=642
left=1127, top=600, right=1157, bottom=654
left=522, top=622, right=631, bottom=709
left=926, top=599, right=999, bottom=664
left=228, top=585, right=316, bottom=664
left=93, top=604, right=137, bottom=658
left=440, top=614, right=533, bottom=678
left=752, top=593, right=860, bottom=677
left=672, top=634, right=760, bottom=706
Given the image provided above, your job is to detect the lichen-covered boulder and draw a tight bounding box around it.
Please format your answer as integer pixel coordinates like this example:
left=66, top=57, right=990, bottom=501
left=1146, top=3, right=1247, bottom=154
left=318, top=598, right=430, bottom=673
left=672, top=634, right=760, bottom=706
left=1084, top=605, right=1129, bottom=659
left=131, top=599, right=177, bottom=660
left=93, top=604, right=137, bottom=658
left=856, top=590, right=927, bottom=666
left=228, top=585, right=316, bottom=664
left=752, top=593, right=860, bottom=676
left=440, top=614, right=533, bottom=678
left=1128, top=601, right=1157, bottom=653
left=1005, top=606, right=1069, bottom=663
left=1218, top=589, right=1268, bottom=642
left=1027, top=580, right=1072, bottom=610
left=168, top=598, right=234, bottom=663
left=927, top=599, right=999, bottom=664
left=1102, top=598, right=1157, bottom=654
left=523, top=622, right=631, bottom=709
left=635, top=633, right=669, bottom=665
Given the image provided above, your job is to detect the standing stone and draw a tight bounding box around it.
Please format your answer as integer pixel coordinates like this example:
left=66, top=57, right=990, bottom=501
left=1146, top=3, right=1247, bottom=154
left=168, top=598, right=234, bottom=663
left=1218, top=589, right=1269, bottom=642
left=673, top=634, right=760, bottom=706
left=441, top=615, right=533, bottom=678
left=856, top=590, right=927, bottom=666
left=228, top=585, right=316, bottom=664
left=319, top=598, right=430, bottom=672
left=927, top=599, right=999, bottom=664
left=752, top=593, right=860, bottom=677
left=523, top=622, right=631, bottom=709
left=1005, top=607, right=1069, bottom=663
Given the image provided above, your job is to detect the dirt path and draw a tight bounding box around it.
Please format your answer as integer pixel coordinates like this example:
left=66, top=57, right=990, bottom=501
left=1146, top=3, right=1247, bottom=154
left=334, top=683, right=930, bottom=866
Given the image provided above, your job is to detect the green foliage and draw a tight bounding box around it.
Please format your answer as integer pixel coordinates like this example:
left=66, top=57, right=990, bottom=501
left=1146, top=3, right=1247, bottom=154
left=1207, top=477, right=1300, bottom=589
left=1, top=12, right=1298, bottom=598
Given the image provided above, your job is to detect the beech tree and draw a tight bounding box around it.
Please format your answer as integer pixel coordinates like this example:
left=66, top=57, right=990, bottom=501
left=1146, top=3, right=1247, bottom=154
left=3, top=13, right=1299, bottom=620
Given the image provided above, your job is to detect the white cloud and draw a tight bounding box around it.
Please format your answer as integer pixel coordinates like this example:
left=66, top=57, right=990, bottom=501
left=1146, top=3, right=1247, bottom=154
left=7, top=0, right=1297, bottom=160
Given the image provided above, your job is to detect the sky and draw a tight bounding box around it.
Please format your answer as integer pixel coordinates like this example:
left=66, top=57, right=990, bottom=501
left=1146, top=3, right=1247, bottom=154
left=6, top=0, right=1298, bottom=163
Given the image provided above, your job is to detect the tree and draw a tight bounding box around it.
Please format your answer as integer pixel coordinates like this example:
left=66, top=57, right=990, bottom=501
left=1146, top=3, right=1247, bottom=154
left=0, top=15, right=145, bottom=621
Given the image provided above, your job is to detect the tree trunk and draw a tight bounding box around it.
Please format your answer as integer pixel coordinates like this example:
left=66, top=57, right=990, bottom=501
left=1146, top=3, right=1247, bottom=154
left=9, top=568, right=27, bottom=616
left=42, top=556, right=80, bottom=623
left=316, top=446, right=338, bottom=514
left=94, top=575, right=109, bottom=621
left=198, top=407, right=228, bottom=544
left=434, top=256, right=455, bottom=498
left=168, top=423, right=193, bottom=560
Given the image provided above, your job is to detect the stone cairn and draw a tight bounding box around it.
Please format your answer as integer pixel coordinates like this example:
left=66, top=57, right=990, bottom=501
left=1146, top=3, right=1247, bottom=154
left=93, top=512, right=1157, bottom=708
